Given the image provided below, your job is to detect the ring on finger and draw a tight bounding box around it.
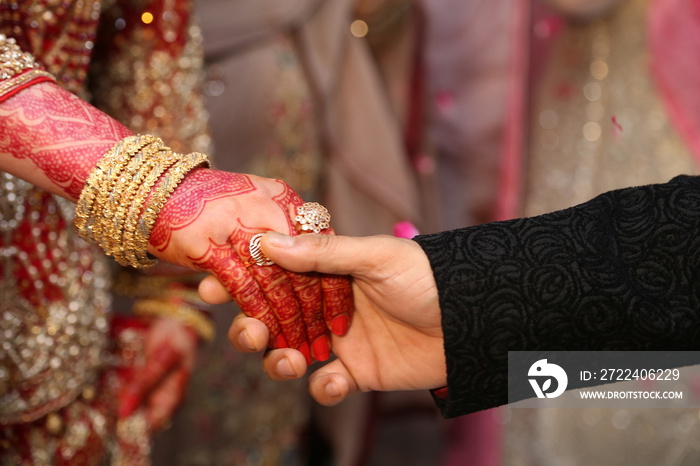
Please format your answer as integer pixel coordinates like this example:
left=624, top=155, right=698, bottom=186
left=295, top=202, right=330, bottom=234
left=246, top=232, right=275, bottom=267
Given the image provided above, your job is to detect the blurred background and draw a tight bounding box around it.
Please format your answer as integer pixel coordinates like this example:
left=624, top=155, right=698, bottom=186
left=150, top=0, right=700, bottom=464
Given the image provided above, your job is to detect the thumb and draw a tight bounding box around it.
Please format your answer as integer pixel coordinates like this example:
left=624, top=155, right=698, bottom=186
left=307, top=358, right=360, bottom=406
left=261, top=232, right=384, bottom=276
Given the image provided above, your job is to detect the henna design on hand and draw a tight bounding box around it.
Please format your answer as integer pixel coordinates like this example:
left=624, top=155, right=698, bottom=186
left=189, top=220, right=313, bottom=362
left=247, top=264, right=312, bottom=363
left=0, top=83, right=131, bottom=199
left=189, top=235, right=284, bottom=341
left=145, top=168, right=346, bottom=360
left=323, top=275, right=354, bottom=336
left=271, top=179, right=305, bottom=231
left=271, top=181, right=354, bottom=341
left=285, top=272, right=329, bottom=360
left=149, top=169, right=256, bottom=252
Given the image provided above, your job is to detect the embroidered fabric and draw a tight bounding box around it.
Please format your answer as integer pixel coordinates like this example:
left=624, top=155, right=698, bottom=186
left=415, top=175, right=700, bottom=418
left=0, top=0, right=210, bottom=462
left=0, top=0, right=109, bottom=427
left=0, top=177, right=110, bottom=424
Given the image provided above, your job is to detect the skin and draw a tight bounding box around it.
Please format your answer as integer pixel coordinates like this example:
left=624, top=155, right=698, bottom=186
left=209, top=232, right=447, bottom=407
left=0, top=82, right=351, bottom=419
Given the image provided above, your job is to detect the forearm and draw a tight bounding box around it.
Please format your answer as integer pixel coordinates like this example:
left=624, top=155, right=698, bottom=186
left=0, top=82, right=132, bottom=200
left=415, top=175, right=700, bottom=417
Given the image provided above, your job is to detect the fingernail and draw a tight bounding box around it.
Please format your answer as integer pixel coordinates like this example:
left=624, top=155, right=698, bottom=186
left=298, top=341, right=312, bottom=365
left=331, top=315, right=349, bottom=336
left=240, top=330, right=256, bottom=351
left=325, top=381, right=341, bottom=398
left=277, top=357, right=297, bottom=378
left=265, top=231, right=295, bottom=248
left=274, top=334, right=288, bottom=349
left=311, top=335, right=330, bottom=361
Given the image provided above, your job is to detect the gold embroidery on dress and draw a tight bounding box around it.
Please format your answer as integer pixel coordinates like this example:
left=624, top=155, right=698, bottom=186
left=89, top=6, right=211, bottom=155
left=0, top=177, right=110, bottom=425
left=524, top=0, right=696, bottom=217
left=0, top=0, right=100, bottom=97
left=0, top=0, right=108, bottom=429
left=248, top=37, right=322, bottom=198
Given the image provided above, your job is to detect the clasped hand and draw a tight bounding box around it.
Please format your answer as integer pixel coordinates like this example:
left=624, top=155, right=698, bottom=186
left=147, top=168, right=447, bottom=406
left=149, top=168, right=352, bottom=363
left=202, top=232, right=447, bottom=407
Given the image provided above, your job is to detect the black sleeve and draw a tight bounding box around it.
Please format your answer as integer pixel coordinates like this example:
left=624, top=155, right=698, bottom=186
left=413, top=175, right=700, bottom=418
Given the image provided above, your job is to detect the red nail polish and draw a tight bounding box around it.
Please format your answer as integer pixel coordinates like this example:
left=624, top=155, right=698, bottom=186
left=311, top=335, right=330, bottom=361
left=331, top=315, right=349, bottom=336
left=274, top=334, right=288, bottom=349
left=298, top=341, right=312, bottom=365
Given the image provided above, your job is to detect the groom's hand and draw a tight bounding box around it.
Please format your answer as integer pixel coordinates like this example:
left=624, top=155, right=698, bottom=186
left=222, top=233, right=447, bottom=406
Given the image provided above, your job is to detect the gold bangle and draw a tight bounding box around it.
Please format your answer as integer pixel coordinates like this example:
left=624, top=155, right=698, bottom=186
left=102, top=138, right=163, bottom=255
left=128, top=152, right=210, bottom=268
left=89, top=135, right=158, bottom=244
left=75, top=136, right=154, bottom=243
left=75, top=137, right=129, bottom=242
left=132, top=299, right=215, bottom=341
left=119, top=148, right=180, bottom=267
left=0, top=68, right=56, bottom=101
left=75, top=134, right=210, bottom=269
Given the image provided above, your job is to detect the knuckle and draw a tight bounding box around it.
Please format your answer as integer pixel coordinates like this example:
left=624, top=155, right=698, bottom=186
left=307, top=234, right=334, bottom=266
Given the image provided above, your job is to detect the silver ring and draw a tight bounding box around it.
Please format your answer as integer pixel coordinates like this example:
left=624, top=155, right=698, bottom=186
left=295, top=202, right=330, bottom=234
left=248, top=233, right=274, bottom=266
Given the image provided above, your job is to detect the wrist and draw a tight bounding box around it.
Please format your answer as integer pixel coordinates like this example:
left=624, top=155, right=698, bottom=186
left=74, top=134, right=210, bottom=268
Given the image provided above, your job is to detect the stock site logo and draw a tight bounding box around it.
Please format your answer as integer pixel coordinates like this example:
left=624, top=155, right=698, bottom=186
left=528, top=359, right=568, bottom=398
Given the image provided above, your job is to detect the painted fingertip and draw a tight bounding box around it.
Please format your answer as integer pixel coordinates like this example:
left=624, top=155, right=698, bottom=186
left=274, top=334, right=288, bottom=349
left=298, top=341, right=312, bottom=366
left=331, top=315, right=349, bottom=336
left=311, top=335, right=330, bottom=361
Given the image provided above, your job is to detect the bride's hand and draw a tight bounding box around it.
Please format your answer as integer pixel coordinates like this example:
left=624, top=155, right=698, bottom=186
left=0, top=82, right=350, bottom=361
left=149, top=168, right=352, bottom=362
left=223, top=233, right=446, bottom=405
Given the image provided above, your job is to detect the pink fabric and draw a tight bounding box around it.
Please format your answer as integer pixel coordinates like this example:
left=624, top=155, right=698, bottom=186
left=428, top=2, right=526, bottom=465
left=649, top=0, right=700, bottom=165
left=443, top=409, right=502, bottom=466
left=393, top=221, right=420, bottom=238
left=494, top=0, right=532, bottom=221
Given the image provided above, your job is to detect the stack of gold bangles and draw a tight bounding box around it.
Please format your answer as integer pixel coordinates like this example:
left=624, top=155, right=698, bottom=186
left=75, top=134, right=210, bottom=268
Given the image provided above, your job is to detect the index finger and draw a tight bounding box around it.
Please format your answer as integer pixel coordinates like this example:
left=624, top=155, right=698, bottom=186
left=189, top=238, right=283, bottom=343
left=322, top=275, right=354, bottom=336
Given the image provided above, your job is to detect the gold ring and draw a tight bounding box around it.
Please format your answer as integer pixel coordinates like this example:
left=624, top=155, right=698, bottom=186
left=247, top=233, right=274, bottom=266
left=295, top=202, right=330, bottom=234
